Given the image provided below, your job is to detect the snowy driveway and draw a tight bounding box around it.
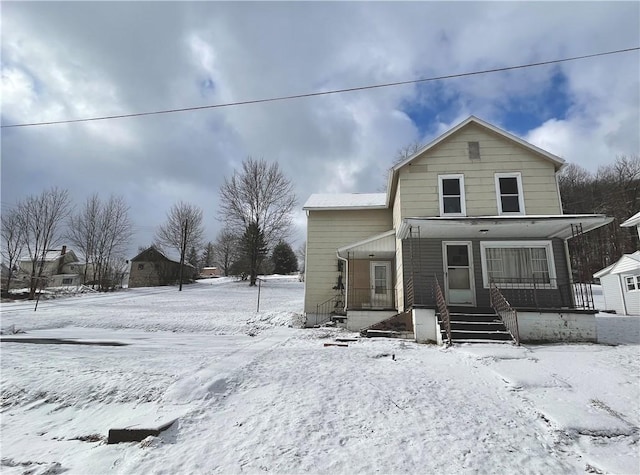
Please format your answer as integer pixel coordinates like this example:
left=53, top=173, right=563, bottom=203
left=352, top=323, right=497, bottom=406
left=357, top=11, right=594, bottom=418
left=1, top=278, right=638, bottom=474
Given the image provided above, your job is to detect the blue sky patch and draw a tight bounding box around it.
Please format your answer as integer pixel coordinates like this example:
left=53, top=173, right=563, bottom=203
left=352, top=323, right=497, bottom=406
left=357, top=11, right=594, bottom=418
left=403, top=69, right=573, bottom=137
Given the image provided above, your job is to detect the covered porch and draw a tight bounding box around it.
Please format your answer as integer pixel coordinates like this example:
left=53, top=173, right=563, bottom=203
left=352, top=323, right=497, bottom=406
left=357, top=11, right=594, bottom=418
left=337, top=230, right=398, bottom=312
left=398, top=214, right=612, bottom=312
left=398, top=214, right=612, bottom=344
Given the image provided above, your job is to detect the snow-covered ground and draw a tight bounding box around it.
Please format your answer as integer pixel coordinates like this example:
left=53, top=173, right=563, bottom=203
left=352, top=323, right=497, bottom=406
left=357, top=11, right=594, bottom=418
left=1, top=279, right=638, bottom=474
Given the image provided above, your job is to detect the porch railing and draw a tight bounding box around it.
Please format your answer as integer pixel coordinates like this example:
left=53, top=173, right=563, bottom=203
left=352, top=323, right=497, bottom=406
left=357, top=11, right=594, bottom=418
left=563, top=282, right=594, bottom=310
left=405, top=276, right=415, bottom=308
left=434, top=275, right=451, bottom=346
left=489, top=280, right=520, bottom=345
left=346, top=288, right=395, bottom=310
left=490, top=277, right=593, bottom=310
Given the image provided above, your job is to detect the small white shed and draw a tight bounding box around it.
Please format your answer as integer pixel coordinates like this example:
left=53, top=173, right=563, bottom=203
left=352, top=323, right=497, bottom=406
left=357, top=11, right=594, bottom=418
left=621, top=211, right=640, bottom=239
left=593, top=251, right=640, bottom=315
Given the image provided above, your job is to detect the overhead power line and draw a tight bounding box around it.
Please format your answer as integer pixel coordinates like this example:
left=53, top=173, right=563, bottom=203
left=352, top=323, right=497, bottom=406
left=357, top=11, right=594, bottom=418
left=2, top=46, right=638, bottom=129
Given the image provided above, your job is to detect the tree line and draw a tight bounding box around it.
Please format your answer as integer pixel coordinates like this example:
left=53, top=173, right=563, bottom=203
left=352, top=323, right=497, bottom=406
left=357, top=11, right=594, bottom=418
left=1, top=157, right=299, bottom=298
left=558, top=155, right=639, bottom=278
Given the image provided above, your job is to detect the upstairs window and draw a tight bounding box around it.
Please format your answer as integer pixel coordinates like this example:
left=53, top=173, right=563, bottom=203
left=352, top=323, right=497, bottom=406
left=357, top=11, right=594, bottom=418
left=438, top=174, right=466, bottom=216
left=495, top=172, right=525, bottom=215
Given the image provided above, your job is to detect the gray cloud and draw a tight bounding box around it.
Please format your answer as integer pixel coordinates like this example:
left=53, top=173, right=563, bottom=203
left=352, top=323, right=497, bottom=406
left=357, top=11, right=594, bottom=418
left=2, top=1, right=638, bottom=253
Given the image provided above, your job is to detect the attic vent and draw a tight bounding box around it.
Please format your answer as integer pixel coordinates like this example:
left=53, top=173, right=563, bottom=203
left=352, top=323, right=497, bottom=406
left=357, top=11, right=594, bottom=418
left=468, top=141, right=480, bottom=160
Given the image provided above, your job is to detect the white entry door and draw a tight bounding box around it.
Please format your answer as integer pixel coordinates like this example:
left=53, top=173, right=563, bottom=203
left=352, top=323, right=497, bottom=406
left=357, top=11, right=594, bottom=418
left=443, top=242, right=475, bottom=306
left=370, top=261, right=392, bottom=308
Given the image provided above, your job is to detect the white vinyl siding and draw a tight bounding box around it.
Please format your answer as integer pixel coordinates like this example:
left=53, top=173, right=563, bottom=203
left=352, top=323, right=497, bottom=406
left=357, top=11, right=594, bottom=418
left=438, top=174, right=466, bottom=216
left=495, top=172, right=525, bottom=215
left=480, top=241, right=557, bottom=288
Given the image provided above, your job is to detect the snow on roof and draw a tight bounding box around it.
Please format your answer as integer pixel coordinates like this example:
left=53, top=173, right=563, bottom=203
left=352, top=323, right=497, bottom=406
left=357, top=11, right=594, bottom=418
left=621, top=211, right=640, bottom=227
left=594, top=251, right=640, bottom=278
left=19, top=250, right=65, bottom=262
left=303, top=193, right=387, bottom=210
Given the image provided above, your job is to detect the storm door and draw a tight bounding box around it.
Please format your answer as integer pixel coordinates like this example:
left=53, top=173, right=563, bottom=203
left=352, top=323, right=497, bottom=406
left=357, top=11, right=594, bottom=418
left=443, top=242, right=475, bottom=306
left=370, top=261, right=392, bottom=308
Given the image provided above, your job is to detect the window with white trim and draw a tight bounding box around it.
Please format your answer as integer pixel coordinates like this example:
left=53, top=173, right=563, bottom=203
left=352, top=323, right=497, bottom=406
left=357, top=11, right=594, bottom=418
left=495, top=172, right=525, bottom=215
left=438, top=174, right=466, bottom=216
left=480, top=241, right=556, bottom=288
left=626, top=275, right=640, bottom=291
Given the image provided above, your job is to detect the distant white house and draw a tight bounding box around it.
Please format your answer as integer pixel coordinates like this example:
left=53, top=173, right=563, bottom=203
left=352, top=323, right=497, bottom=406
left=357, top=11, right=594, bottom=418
left=16, top=246, right=82, bottom=287
left=621, top=211, right=640, bottom=239
left=593, top=251, right=640, bottom=316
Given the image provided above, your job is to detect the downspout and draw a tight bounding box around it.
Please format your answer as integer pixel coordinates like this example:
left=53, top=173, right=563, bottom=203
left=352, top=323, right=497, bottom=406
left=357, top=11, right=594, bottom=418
left=337, top=251, right=348, bottom=313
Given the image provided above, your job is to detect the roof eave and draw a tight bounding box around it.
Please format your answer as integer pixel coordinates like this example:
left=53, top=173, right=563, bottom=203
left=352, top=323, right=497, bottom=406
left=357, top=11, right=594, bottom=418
left=303, top=205, right=389, bottom=211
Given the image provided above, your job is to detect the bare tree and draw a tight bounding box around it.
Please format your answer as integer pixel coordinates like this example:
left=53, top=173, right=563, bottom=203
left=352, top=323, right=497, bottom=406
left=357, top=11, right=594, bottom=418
left=16, top=188, right=71, bottom=299
left=379, top=140, right=424, bottom=191
left=155, top=201, right=204, bottom=290
left=1, top=208, right=24, bottom=292
left=393, top=140, right=423, bottom=166
left=219, top=157, right=296, bottom=285
left=213, top=229, right=239, bottom=277
left=95, top=195, right=133, bottom=289
left=67, top=194, right=101, bottom=283
left=67, top=194, right=132, bottom=290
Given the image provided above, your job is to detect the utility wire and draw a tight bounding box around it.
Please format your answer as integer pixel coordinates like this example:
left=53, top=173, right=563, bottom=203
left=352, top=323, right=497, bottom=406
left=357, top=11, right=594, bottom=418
left=2, top=46, right=638, bottom=129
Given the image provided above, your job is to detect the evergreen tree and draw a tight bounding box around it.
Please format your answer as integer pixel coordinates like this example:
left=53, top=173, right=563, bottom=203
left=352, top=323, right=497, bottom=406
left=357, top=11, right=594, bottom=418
left=187, top=245, right=199, bottom=271
left=201, top=241, right=215, bottom=267
left=271, top=241, right=298, bottom=274
left=241, top=222, right=267, bottom=285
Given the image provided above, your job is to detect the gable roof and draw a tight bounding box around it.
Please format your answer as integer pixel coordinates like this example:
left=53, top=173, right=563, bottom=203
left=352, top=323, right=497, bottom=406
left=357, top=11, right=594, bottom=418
left=131, top=247, right=195, bottom=267
left=593, top=251, right=640, bottom=278
left=131, top=247, right=173, bottom=263
left=386, top=116, right=566, bottom=207
left=621, top=211, right=640, bottom=228
left=19, top=249, right=78, bottom=263
left=303, top=193, right=387, bottom=210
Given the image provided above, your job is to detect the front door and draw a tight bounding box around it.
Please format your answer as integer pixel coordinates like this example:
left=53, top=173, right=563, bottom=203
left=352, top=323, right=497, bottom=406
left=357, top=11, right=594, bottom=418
left=370, top=261, right=392, bottom=308
left=443, top=242, right=475, bottom=306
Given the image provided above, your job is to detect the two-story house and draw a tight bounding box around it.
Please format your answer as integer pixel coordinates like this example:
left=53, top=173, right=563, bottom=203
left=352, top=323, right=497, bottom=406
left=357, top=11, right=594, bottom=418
left=303, top=116, right=611, bottom=344
left=16, top=246, right=87, bottom=288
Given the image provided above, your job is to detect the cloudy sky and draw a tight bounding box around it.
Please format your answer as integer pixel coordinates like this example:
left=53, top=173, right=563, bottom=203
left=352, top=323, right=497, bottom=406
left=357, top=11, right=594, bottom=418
left=2, top=1, right=639, bottom=254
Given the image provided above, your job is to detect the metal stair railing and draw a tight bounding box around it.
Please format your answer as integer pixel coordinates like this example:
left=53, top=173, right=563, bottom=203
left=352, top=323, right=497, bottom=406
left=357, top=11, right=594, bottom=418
left=314, top=293, right=345, bottom=326
left=434, top=275, right=451, bottom=346
left=489, top=280, right=520, bottom=345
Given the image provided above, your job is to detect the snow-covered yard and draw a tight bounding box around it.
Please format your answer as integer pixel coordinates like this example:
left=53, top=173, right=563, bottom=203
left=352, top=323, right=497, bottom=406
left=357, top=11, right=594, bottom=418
left=1, top=278, right=638, bottom=474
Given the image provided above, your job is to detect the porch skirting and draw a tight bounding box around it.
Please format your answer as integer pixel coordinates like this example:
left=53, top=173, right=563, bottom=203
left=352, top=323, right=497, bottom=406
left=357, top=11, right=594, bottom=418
left=346, top=310, right=397, bottom=332
left=518, top=310, right=597, bottom=342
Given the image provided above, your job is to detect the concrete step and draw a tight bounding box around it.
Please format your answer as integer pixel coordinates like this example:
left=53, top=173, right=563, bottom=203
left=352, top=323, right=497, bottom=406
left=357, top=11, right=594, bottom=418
left=447, top=330, right=513, bottom=341
left=450, top=321, right=506, bottom=332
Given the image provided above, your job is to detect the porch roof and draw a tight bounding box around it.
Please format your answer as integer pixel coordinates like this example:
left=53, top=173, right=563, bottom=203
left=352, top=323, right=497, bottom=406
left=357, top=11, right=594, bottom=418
left=397, top=214, right=612, bottom=240
left=337, top=229, right=396, bottom=259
